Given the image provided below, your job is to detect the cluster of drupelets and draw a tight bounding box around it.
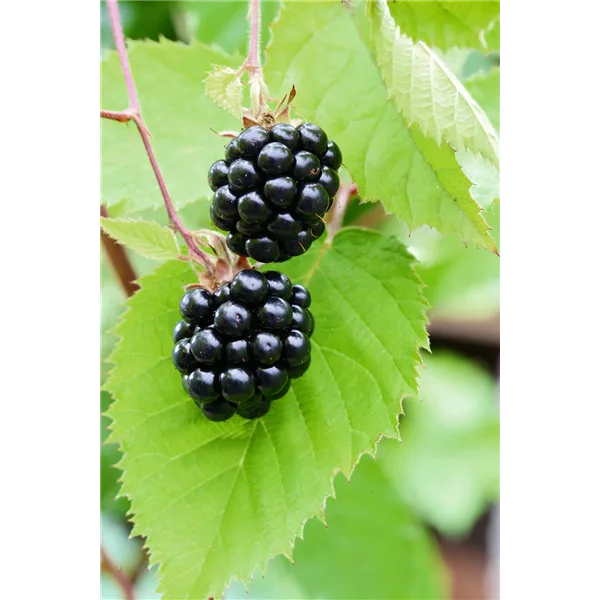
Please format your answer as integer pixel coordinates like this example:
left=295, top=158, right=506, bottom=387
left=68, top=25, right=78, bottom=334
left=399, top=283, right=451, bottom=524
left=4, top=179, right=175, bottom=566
left=173, top=122, right=342, bottom=421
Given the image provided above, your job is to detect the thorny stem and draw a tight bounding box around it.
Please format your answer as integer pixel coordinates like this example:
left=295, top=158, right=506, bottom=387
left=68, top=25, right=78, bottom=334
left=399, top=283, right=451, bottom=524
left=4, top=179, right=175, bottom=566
left=101, top=546, right=136, bottom=600
left=243, top=0, right=267, bottom=117
left=101, top=0, right=215, bottom=275
left=106, top=0, right=139, bottom=112
left=248, top=0, right=261, bottom=69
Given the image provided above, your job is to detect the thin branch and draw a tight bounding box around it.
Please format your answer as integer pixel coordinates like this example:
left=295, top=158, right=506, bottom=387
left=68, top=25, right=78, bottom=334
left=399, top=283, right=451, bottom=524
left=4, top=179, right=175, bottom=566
left=101, top=546, right=136, bottom=600
left=101, top=0, right=216, bottom=275
left=247, top=0, right=261, bottom=69
left=244, top=0, right=268, bottom=117
left=100, top=109, right=133, bottom=123
left=106, top=0, right=139, bottom=112
left=101, top=205, right=139, bottom=298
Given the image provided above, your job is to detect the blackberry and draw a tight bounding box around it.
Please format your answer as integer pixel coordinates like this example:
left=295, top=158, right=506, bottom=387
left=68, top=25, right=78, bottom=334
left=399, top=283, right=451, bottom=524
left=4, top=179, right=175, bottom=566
left=237, top=396, right=271, bottom=420
left=208, top=123, right=343, bottom=262
left=201, top=398, right=237, bottom=422
left=173, top=320, right=195, bottom=343
left=172, top=269, right=314, bottom=421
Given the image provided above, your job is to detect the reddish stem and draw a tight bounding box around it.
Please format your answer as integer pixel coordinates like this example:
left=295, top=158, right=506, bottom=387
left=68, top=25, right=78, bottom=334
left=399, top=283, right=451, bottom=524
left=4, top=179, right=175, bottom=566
left=248, top=0, right=261, bottom=68
left=106, top=0, right=139, bottom=112
left=101, top=546, right=136, bottom=600
left=100, top=109, right=133, bottom=123
left=101, top=0, right=216, bottom=274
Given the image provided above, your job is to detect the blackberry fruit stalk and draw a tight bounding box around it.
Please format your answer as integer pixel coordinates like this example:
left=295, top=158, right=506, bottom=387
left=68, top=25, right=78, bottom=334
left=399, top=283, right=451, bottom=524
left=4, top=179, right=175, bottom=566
left=208, top=123, right=343, bottom=263
left=172, top=269, right=314, bottom=422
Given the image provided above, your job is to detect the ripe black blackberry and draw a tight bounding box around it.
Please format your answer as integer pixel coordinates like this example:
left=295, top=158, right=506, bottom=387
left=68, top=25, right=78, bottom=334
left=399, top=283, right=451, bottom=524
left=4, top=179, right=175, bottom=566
left=172, top=269, right=314, bottom=422
left=208, top=123, right=343, bottom=263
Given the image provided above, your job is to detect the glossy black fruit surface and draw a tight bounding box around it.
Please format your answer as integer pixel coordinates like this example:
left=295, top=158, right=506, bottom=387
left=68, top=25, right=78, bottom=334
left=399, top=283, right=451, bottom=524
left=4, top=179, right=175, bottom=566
left=201, top=398, right=237, bottom=422
left=257, top=297, right=293, bottom=330
left=172, top=339, right=197, bottom=373
left=209, top=122, right=343, bottom=262
left=214, top=301, right=252, bottom=338
left=190, top=329, right=223, bottom=365
left=179, top=288, right=213, bottom=325
left=292, top=151, right=321, bottom=182
left=296, top=183, right=329, bottom=217
left=212, top=186, right=239, bottom=217
left=291, top=284, right=311, bottom=308
left=318, top=166, right=340, bottom=200
left=322, top=140, right=343, bottom=170
left=246, top=236, right=280, bottom=262
left=187, top=369, right=220, bottom=404
left=208, top=160, right=229, bottom=192
left=230, top=269, right=268, bottom=305
left=297, top=122, right=328, bottom=156
left=257, top=142, right=294, bottom=176
left=237, top=396, right=271, bottom=419
left=172, top=270, right=315, bottom=420
left=264, top=271, right=293, bottom=300
left=282, top=329, right=311, bottom=366
left=173, top=320, right=195, bottom=343
left=269, top=123, right=299, bottom=151
left=263, top=177, right=296, bottom=209
left=238, top=191, right=272, bottom=224
left=252, top=332, right=283, bottom=366
left=228, top=159, right=261, bottom=191
left=220, top=367, right=255, bottom=403
left=255, top=364, right=289, bottom=396
left=237, top=126, right=269, bottom=157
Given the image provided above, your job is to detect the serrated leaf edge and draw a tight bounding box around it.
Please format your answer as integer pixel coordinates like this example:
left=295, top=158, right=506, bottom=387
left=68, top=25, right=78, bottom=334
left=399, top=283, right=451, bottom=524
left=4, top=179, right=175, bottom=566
left=103, top=228, right=430, bottom=598
left=100, top=216, right=181, bottom=260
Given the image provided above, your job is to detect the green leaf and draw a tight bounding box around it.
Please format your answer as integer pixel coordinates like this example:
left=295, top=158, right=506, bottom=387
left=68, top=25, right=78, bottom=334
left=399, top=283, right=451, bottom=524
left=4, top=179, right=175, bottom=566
left=465, top=68, right=500, bottom=130
left=229, top=447, right=448, bottom=599
left=387, top=0, right=500, bottom=52
left=105, top=228, right=428, bottom=599
left=101, top=40, right=240, bottom=213
left=379, top=351, right=500, bottom=536
left=204, top=66, right=243, bottom=116
left=417, top=200, right=500, bottom=320
left=369, top=0, right=499, bottom=167
left=100, top=217, right=180, bottom=260
left=265, top=1, right=496, bottom=252
left=101, top=391, right=130, bottom=521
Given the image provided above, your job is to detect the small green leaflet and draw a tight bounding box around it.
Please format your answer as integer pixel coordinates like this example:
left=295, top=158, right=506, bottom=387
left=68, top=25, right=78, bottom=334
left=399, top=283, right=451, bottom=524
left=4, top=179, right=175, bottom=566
left=100, top=217, right=180, bottom=261
left=101, top=40, right=239, bottom=213
left=265, top=1, right=497, bottom=252
left=369, top=0, right=499, bottom=168
left=204, top=65, right=244, bottom=116
left=231, top=446, right=448, bottom=600
left=387, top=0, right=500, bottom=52
left=104, top=228, right=428, bottom=599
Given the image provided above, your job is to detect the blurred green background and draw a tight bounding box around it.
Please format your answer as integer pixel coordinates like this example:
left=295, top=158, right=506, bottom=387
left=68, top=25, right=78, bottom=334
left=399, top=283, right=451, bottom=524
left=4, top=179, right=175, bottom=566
left=100, top=2, right=499, bottom=598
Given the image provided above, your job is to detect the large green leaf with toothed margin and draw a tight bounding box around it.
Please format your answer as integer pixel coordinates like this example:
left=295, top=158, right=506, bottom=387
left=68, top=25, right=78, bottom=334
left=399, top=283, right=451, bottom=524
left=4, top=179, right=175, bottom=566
left=265, top=1, right=497, bottom=251
left=104, top=228, right=428, bottom=599
left=101, top=40, right=240, bottom=213
left=369, top=0, right=499, bottom=167
left=387, top=0, right=499, bottom=52
left=228, top=444, right=448, bottom=600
